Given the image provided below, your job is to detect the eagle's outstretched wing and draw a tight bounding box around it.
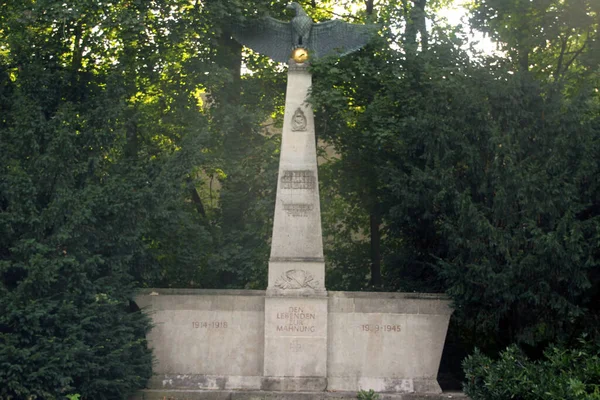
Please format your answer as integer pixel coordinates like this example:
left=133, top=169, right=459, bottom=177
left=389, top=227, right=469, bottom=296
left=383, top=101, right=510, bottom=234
left=232, top=16, right=292, bottom=63
left=308, top=20, right=378, bottom=60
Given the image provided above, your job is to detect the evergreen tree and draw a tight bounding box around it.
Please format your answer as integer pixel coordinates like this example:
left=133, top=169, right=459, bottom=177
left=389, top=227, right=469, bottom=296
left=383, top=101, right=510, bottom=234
left=0, top=0, right=215, bottom=397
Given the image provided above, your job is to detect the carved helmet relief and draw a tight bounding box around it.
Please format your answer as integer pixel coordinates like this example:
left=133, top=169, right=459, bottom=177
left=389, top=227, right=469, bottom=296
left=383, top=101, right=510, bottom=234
left=291, top=107, right=307, bottom=131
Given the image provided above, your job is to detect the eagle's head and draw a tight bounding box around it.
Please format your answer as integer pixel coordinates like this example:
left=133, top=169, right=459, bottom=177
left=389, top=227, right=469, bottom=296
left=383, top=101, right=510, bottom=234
left=286, top=2, right=300, bottom=12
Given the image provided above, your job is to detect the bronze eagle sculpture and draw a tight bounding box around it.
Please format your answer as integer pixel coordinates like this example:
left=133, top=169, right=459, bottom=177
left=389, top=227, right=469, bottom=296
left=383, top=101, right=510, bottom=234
left=232, top=2, right=378, bottom=63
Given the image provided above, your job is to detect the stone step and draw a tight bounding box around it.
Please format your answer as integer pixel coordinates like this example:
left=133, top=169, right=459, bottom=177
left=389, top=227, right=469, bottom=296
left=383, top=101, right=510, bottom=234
left=130, top=390, right=469, bottom=400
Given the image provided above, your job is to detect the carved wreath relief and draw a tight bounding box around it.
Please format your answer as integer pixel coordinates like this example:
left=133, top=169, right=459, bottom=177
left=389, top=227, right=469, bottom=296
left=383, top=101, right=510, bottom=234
left=274, top=269, right=320, bottom=289
left=291, top=107, right=307, bottom=131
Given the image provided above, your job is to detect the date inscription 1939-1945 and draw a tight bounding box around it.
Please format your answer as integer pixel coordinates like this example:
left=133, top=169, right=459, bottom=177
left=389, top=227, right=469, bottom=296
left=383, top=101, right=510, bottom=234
left=360, top=324, right=401, bottom=333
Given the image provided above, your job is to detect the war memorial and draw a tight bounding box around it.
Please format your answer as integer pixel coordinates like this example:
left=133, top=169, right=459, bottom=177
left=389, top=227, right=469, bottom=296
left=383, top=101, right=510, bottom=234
left=133, top=3, right=455, bottom=399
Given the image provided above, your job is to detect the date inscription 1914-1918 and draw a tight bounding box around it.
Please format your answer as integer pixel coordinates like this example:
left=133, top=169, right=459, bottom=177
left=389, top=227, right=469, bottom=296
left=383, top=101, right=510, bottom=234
left=192, top=321, right=228, bottom=329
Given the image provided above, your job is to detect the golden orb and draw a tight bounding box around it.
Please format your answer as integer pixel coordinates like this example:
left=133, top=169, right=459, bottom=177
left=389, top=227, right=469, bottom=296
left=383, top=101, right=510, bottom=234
left=291, top=47, right=309, bottom=63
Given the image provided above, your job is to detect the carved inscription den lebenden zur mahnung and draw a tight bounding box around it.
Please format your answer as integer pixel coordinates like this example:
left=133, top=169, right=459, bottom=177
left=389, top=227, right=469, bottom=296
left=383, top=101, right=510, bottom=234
left=276, top=306, right=316, bottom=333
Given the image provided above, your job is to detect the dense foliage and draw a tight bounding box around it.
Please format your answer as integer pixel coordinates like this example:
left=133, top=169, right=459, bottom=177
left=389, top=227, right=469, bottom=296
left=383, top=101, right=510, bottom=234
left=0, top=0, right=198, bottom=397
left=463, top=338, right=600, bottom=400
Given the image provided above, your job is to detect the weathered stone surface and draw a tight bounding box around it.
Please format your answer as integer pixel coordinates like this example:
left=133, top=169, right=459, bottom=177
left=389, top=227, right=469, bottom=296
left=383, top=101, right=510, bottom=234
left=130, top=390, right=468, bottom=400
left=327, top=292, right=452, bottom=393
left=261, top=377, right=328, bottom=392
left=148, top=375, right=262, bottom=391
left=137, top=290, right=264, bottom=380
left=263, top=296, right=328, bottom=380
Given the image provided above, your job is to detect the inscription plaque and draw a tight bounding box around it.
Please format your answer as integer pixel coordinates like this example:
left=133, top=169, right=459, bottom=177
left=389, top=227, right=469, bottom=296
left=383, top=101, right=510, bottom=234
left=280, top=170, right=315, bottom=190
left=275, top=306, right=317, bottom=333
left=282, top=202, right=314, bottom=217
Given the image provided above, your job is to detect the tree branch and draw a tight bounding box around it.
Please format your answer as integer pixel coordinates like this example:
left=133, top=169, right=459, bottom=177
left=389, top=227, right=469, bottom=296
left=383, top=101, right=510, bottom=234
left=554, top=35, right=567, bottom=80
left=319, top=9, right=363, bottom=21
left=561, top=36, right=589, bottom=77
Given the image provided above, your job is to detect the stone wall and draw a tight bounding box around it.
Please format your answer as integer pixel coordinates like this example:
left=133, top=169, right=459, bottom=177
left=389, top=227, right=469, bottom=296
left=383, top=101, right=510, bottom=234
left=136, top=289, right=451, bottom=394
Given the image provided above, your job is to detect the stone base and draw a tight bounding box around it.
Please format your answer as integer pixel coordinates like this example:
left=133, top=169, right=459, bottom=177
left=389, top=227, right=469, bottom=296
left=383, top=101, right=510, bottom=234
left=261, top=377, right=328, bottom=391
left=148, top=375, right=440, bottom=394
left=149, top=375, right=263, bottom=391
left=130, top=390, right=468, bottom=400
left=135, top=289, right=453, bottom=396
left=151, top=375, right=328, bottom=392
left=326, top=378, right=441, bottom=394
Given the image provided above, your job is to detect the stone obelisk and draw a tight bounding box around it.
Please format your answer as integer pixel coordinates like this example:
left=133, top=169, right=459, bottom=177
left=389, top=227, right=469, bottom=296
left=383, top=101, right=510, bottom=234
left=231, top=5, right=377, bottom=391
left=262, top=58, right=328, bottom=391
left=267, top=60, right=326, bottom=297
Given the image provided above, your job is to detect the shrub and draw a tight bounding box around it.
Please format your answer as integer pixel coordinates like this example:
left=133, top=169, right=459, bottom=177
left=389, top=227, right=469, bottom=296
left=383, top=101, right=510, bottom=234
left=463, top=339, right=600, bottom=400
left=357, top=389, right=380, bottom=400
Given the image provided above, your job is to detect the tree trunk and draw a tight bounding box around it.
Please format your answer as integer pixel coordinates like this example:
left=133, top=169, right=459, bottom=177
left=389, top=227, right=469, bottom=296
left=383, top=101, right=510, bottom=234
left=365, top=0, right=374, bottom=16
left=124, top=108, right=138, bottom=159
left=370, top=206, right=382, bottom=288
left=404, top=0, right=428, bottom=53
left=416, top=0, right=428, bottom=52
left=187, top=177, right=207, bottom=218
left=69, top=23, right=83, bottom=102
left=519, top=46, right=530, bottom=72
left=217, top=33, right=242, bottom=100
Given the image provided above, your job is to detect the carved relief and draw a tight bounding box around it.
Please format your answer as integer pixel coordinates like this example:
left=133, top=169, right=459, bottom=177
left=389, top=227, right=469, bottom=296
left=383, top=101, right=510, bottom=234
left=280, top=170, right=315, bottom=190
left=291, top=107, right=307, bottom=131
left=274, top=269, right=320, bottom=289
left=290, top=340, right=302, bottom=352
left=282, top=202, right=313, bottom=217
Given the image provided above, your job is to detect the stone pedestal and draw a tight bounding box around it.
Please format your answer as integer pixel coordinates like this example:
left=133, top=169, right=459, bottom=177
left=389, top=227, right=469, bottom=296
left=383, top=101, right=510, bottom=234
left=263, top=296, right=328, bottom=391
left=135, top=290, right=453, bottom=395
left=263, top=60, right=328, bottom=390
